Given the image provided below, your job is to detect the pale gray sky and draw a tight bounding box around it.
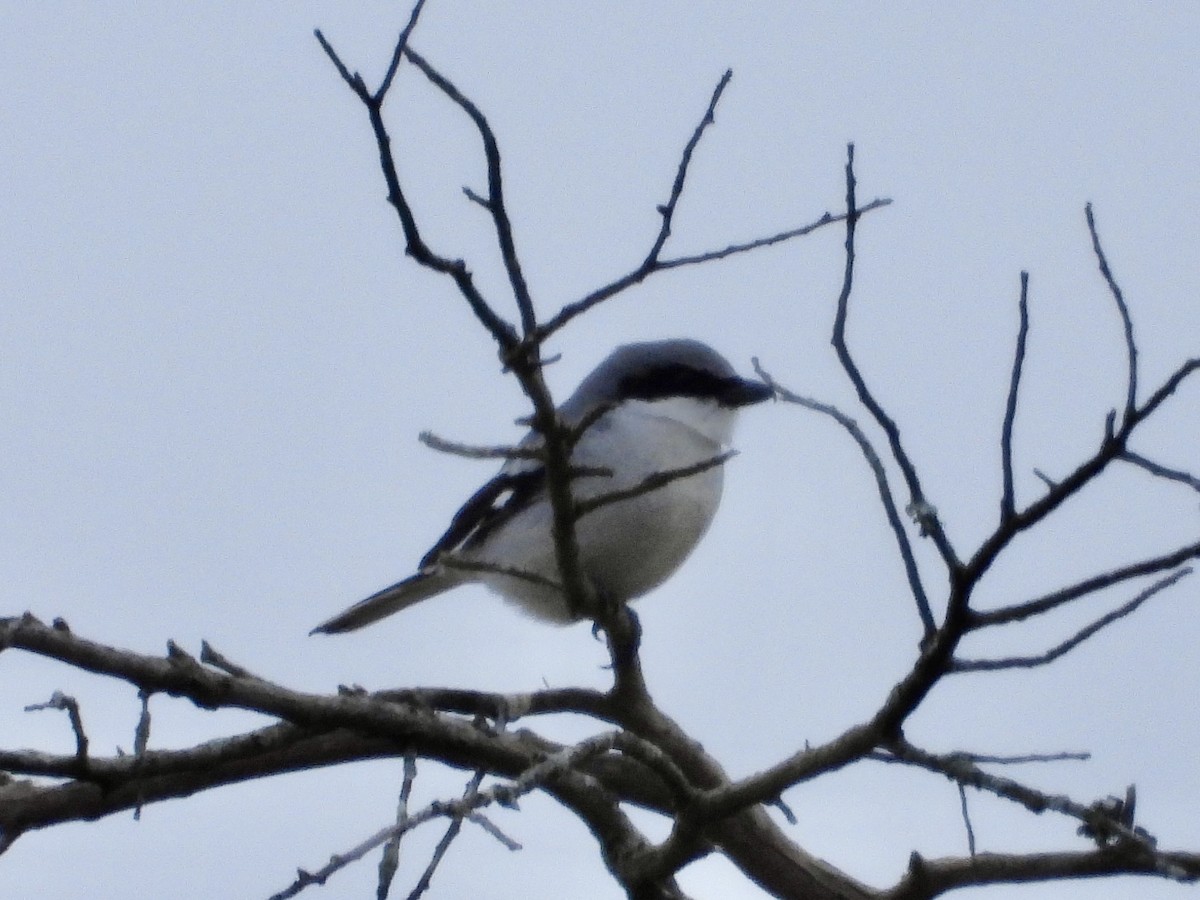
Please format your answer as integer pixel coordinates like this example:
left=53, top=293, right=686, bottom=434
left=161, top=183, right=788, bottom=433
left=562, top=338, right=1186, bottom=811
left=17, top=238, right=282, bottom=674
left=3, top=4, right=1199, bottom=899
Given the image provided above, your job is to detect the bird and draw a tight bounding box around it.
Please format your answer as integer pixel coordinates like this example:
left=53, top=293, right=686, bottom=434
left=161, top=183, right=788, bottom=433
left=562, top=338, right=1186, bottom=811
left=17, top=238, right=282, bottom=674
left=311, top=339, right=772, bottom=634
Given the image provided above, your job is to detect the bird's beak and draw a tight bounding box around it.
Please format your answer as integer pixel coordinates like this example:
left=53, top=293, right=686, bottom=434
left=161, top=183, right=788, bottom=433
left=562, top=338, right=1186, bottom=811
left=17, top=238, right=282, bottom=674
left=722, top=377, right=774, bottom=407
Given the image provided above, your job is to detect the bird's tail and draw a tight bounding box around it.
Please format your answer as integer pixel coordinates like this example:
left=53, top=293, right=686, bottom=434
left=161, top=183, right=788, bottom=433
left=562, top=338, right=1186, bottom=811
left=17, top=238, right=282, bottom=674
left=310, top=569, right=457, bottom=635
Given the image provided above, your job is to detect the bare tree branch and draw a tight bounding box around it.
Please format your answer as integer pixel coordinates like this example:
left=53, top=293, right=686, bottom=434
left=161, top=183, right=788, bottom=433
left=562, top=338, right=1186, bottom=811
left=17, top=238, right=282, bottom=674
left=1121, top=449, right=1200, bottom=493
left=974, top=538, right=1200, bottom=626
left=313, top=29, right=368, bottom=100
left=531, top=69, right=731, bottom=340
left=964, top=355, right=1200, bottom=590
left=573, top=451, right=736, bottom=520
left=270, top=737, right=627, bottom=900
left=378, top=755, right=418, bottom=898
left=880, top=738, right=1159, bottom=850
left=402, top=47, right=536, bottom=338
left=530, top=70, right=892, bottom=345
left=650, top=69, right=733, bottom=265
left=830, top=144, right=961, bottom=575
left=870, top=749, right=1090, bottom=766
left=1086, top=203, right=1138, bottom=424
left=319, top=29, right=590, bottom=619
left=753, top=359, right=935, bottom=637
left=957, top=783, right=976, bottom=857
left=9, top=11, right=1198, bottom=899
left=402, top=769, right=487, bottom=900
left=24, top=692, right=89, bottom=764
left=376, top=0, right=426, bottom=103
left=1000, top=271, right=1030, bottom=521
left=954, top=569, right=1191, bottom=672
left=418, top=430, right=542, bottom=461
left=370, top=685, right=611, bottom=724
left=883, top=847, right=1200, bottom=900
left=1129, top=357, right=1200, bottom=424
left=658, top=201, right=892, bottom=270
left=314, top=28, right=519, bottom=350
left=952, top=750, right=1090, bottom=765
left=539, top=203, right=889, bottom=344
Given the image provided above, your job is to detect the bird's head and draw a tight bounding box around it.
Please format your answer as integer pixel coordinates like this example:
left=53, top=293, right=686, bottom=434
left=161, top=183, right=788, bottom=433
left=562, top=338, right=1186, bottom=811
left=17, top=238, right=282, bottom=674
left=563, top=339, right=772, bottom=445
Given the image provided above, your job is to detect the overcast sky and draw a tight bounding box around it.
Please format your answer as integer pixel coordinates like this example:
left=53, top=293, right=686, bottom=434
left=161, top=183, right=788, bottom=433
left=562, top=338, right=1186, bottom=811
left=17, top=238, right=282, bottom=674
left=3, top=4, right=1199, bottom=899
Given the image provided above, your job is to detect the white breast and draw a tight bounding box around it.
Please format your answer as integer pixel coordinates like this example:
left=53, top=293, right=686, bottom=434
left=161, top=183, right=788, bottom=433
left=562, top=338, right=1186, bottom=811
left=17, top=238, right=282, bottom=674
left=463, top=397, right=736, bottom=622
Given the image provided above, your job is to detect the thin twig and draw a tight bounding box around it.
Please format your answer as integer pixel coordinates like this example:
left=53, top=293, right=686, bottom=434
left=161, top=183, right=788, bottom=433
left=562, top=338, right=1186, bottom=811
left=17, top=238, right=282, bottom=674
left=437, top=556, right=563, bottom=593
left=957, top=784, right=976, bottom=857
left=131, top=690, right=151, bottom=819
left=955, top=569, right=1190, bottom=672
left=1121, top=450, right=1200, bottom=494
left=466, top=812, right=522, bottom=850
left=954, top=750, right=1090, bottom=765
left=567, top=401, right=616, bottom=446
left=421, top=430, right=608, bottom=477
left=755, top=359, right=934, bottom=636
left=965, top=356, right=1200, bottom=589
left=270, top=733, right=627, bottom=900
left=378, top=755, right=418, bottom=898
left=418, top=431, right=542, bottom=461
left=830, top=144, right=960, bottom=574
left=462, top=185, right=489, bottom=209
left=1032, top=468, right=1058, bottom=490
left=974, top=540, right=1200, bottom=626
left=659, top=201, right=891, bottom=270
left=538, top=202, right=888, bottom=342
left=883, top=738, right=1160, bottom=852
left=647, top=69, right=733, bottom=264
left=1128, top=358, right=1200, bottom=427
left=375, top=0, right=427, bottom=103
left=870, top=749, right=1090, bottom=766
left=315, top=28, right=519, bottom=349
left=25, top=692, right=88, bottom=762
left=313, top=29, right=368, bottom=100
left=405, top=769, right=486, bottom=900
left=527, top=69, right=731, bottom=343
left=1000, top=272, right=1030, bottom=520
left=403, top=47, right=536, bottom=338
left=1086, top=203, right=1137, bottom=424
left=574, top=452, right=735, bottom=519
left=199, top=641, right=259, bottom=679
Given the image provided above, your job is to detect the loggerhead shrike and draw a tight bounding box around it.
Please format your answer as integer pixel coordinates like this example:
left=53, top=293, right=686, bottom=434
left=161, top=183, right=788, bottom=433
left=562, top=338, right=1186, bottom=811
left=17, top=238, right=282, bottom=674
left=312, top=339, right=772, bottom=634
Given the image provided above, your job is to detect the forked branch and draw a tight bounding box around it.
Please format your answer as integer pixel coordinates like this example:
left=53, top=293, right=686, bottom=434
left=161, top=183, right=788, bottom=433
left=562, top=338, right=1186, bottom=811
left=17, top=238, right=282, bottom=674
left=831, top=145, right=961, bottom=575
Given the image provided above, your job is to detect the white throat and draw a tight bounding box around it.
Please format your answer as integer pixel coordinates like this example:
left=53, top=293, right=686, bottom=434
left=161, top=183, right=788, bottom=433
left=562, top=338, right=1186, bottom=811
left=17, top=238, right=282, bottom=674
left=621, top=395, right=738, bottom=448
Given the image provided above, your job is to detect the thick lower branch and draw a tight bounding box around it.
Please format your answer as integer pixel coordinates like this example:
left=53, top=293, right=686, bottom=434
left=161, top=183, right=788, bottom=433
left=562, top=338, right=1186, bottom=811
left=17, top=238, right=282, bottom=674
left=883, top=847, right=1200, bottom=900
left=0, top=727, right=398, bottom=839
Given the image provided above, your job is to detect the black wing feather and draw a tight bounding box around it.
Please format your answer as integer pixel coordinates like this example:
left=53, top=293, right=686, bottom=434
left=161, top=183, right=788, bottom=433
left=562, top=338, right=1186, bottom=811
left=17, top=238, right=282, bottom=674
left=418, top=468, right=545, bottom=568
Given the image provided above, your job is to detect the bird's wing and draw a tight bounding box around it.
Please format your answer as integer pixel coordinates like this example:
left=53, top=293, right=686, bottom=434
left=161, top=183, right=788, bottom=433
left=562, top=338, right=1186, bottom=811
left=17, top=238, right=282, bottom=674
left=418, top=466, right=546, bottom=568
left=313, top=442, right=559, bottom=635
left=312, top=466, right=544, bottom=634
